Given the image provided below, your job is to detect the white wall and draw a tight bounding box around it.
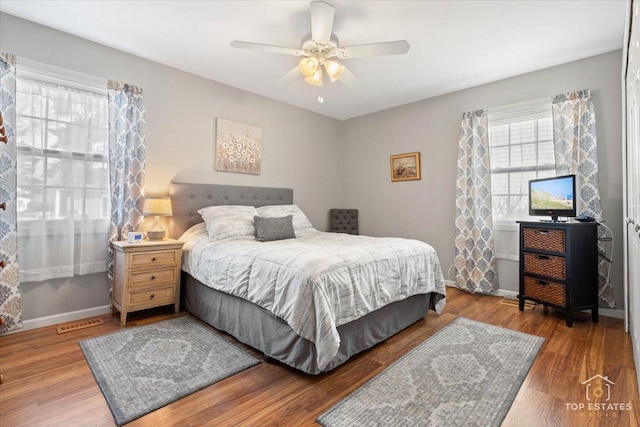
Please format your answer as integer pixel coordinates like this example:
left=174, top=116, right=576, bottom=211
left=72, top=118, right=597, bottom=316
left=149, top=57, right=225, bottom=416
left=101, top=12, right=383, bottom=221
left=340, top=51, right=624, bottom=308
left=0, top=12, right=343, bottom=320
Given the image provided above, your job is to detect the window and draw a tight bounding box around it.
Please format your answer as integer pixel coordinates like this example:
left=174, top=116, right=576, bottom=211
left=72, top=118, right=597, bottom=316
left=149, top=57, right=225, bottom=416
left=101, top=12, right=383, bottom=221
left=487, top=99, right=555, bottom=260
left=16, top=61, right=109, bottom=282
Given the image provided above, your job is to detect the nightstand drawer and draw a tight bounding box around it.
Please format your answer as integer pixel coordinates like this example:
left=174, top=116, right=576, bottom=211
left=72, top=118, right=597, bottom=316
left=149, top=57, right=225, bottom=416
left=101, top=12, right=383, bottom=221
left=129, top=287, right=175, bottom=309
left=523, top=227, right=566, bottom=253
left=523, top=252, right=566, bottom=280
left=130, top=250, right=178, bottom=269
left=128, top=268, right=176, bottom=289
left=524, top=276, right=566, bottom=307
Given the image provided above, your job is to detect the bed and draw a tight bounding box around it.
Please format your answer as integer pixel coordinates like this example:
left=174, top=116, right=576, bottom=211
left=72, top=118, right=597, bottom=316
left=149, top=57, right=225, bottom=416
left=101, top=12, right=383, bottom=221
left=169, top=182, right=446, bottom=375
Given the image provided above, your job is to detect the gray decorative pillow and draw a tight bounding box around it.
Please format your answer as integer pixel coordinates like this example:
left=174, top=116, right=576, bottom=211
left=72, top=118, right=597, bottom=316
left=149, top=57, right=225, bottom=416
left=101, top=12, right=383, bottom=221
left=256, top=204, right=315, bottom=236
left=254, top=215, right=296, bottom=242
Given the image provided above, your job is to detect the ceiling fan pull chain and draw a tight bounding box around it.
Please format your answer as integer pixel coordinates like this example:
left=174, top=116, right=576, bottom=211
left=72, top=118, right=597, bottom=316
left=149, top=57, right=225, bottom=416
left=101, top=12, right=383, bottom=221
left=318, top=69, right=324, bottom=103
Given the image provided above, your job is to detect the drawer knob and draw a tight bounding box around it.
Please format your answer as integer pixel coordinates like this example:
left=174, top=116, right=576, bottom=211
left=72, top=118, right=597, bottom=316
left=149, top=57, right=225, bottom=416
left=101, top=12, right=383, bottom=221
left=537, top=255, right=550, bottom=260
left=150, top=293, right=155, bottom=299
left=151, top=257, right=157, bottom=262
left=537, top=280, right=549, bottom=286
left=0, top=202, right=6, bottom=210
left=151, top=275, right=156, bottom=280
left=537, top=230, right=549, bottom=235
left=0, top=259, right=6, bottom=269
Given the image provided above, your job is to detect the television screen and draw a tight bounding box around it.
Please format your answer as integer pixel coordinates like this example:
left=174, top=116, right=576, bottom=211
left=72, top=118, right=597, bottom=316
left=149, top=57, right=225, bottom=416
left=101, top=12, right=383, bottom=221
left=529, top=174, right=576, bottom=220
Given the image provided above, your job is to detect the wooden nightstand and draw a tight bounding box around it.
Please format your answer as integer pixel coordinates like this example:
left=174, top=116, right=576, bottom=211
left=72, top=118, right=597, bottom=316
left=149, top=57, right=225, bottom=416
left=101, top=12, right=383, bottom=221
left=111, top=239, right=185, bottom=325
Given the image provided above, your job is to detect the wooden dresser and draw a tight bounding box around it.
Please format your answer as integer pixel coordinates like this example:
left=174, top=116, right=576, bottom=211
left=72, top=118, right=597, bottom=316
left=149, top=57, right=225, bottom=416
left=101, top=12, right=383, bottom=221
left=517, top=221, right=598, bottom=327
left=111, top=239, right=184, bottom=325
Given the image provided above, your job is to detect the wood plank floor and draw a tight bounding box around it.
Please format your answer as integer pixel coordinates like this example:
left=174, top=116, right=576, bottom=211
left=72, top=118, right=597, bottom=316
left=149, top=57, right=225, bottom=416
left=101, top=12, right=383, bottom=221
left=1, top=287, right=638, bottom=426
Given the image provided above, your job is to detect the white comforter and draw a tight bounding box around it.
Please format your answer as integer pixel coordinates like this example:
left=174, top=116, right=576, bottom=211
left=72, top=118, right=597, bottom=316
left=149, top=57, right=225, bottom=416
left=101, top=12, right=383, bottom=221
left=181, top=224, right=446, bottom=370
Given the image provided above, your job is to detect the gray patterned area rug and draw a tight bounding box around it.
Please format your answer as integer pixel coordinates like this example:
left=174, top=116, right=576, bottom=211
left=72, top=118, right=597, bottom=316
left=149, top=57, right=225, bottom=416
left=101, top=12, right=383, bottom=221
left=80, top=315, right=259, bottom=426
left=318, top=317, right=544, bottom=427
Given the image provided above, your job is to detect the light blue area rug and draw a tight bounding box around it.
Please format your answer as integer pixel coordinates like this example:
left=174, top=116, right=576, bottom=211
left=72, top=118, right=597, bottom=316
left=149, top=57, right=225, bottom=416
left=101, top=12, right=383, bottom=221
left=318, top=317, right=544, bottom=427
left=80, top=315, right=259, bottom=426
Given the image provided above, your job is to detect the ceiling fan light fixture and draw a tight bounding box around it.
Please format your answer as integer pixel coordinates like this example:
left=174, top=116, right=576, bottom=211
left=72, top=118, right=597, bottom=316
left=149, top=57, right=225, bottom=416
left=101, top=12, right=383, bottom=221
left=324, top=59, right=345, bottom=82
left=231, top=1, right=410, bottom=103
left=298, top=56, right=319, bottom=77
left=305, top=68, right=323, bottom=86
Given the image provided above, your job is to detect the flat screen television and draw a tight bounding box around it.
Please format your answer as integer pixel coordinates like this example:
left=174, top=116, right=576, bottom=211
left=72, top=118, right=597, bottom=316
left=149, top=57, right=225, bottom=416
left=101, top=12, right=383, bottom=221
left=529, top=174, right=576, bottom=222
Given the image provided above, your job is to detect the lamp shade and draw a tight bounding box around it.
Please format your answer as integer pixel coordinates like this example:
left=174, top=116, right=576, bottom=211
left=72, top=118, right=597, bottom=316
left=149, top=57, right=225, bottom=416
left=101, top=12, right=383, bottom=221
left=324, top=60, right=345, bottom=82
left=298, top=56, right=319, bottom=77
left=305, top=69, right=323, bottom=86
left=143, top=197, right=173, bottom=216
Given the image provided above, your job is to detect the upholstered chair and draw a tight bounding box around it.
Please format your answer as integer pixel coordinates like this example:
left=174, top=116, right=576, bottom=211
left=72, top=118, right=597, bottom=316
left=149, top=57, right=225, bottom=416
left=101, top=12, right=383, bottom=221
left=329, top=209, right=359, bottom=235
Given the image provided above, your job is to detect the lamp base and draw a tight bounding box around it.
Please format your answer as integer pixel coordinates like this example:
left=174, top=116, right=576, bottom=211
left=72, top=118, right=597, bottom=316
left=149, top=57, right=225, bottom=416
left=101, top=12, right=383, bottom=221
left=147, top=230, right=166, bottom=240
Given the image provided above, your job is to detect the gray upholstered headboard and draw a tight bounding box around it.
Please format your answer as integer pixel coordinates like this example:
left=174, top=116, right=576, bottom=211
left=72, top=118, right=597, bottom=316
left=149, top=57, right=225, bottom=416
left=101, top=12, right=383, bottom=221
left=168, top=182, right=294, bottom=239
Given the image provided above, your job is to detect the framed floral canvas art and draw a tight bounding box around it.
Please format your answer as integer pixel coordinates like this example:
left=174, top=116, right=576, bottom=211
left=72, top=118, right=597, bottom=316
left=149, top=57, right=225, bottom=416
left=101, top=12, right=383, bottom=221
left=215, top=118, right=262, bottom=175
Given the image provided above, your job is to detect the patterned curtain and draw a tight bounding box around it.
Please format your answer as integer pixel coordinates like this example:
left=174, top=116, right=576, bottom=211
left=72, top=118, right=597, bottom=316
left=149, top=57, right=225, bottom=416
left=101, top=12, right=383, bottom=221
left=552, top=89, right=615, bottom=308
left=107, top=81, right=146, bottom=293
left=454, top=110, right=499, bottom=293
left=0, top=53, right=22, bottom=334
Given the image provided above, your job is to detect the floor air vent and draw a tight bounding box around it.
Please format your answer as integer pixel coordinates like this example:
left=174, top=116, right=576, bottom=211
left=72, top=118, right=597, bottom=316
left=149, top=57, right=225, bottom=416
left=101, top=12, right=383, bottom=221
left=499, top=298, right=535, bottom=310
left=56, top=318, right=104, bottom=334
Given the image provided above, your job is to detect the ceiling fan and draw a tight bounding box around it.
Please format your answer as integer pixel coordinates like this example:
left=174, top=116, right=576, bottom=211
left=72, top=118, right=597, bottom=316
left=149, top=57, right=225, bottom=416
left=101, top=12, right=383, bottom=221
left=230, top=1, right=410, bottom=103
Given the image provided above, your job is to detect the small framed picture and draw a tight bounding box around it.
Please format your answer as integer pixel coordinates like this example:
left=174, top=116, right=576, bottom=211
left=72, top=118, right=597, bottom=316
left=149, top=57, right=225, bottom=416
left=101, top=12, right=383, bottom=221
left=390, top=152, right=421, bottom=182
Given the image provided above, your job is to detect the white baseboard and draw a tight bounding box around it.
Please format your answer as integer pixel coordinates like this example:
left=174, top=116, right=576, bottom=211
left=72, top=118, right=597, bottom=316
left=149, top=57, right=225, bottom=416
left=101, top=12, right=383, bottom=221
left=599, top=308, right=625, bottom=320
left=10, top=305, right=112, bottom=334
left=444, top=280, right=625, bottom=319
left=444, top=280, right=518, bottom=298
left=9, top=282, right=625, bottom=334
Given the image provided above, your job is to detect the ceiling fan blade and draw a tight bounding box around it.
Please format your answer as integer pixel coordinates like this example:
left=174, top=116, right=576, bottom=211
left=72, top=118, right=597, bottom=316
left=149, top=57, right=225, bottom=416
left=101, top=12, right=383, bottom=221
left=275, top=66, right=302, bottom=86
left=338, top=40, right=410, bottom=59
left=231, top=41, right=301, bottom=56
left=338, top=67, right=360, bottom=90
left=310, top=1, right=335, bottom=44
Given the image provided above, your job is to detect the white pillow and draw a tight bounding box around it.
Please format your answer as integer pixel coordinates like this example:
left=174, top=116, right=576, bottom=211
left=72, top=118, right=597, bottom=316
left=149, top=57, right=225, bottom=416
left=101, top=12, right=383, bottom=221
left=178, top=222, right=207, bottom=242
left=256, top=205, right=315, bottom=235
left=197, top=205, right=259, bottom=241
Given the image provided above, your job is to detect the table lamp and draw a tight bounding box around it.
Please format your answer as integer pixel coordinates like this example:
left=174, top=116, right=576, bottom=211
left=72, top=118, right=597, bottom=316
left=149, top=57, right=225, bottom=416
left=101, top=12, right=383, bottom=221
left=143, top=197, right=173, bottom=240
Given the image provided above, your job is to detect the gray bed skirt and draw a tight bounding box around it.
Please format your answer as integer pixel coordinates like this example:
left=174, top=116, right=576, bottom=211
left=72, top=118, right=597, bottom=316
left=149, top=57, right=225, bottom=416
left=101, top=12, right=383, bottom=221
left=182, top=273, right=432, bottom=375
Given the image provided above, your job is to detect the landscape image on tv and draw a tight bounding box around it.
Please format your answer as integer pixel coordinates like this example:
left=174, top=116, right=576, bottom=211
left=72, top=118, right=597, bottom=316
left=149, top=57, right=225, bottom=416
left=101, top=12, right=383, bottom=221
left=530, top=176, right=574, bottom=210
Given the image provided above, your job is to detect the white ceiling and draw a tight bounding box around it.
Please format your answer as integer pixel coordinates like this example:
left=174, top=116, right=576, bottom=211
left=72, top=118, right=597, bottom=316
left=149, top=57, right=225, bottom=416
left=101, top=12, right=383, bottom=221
left=0, top=0, right=627, bottom=120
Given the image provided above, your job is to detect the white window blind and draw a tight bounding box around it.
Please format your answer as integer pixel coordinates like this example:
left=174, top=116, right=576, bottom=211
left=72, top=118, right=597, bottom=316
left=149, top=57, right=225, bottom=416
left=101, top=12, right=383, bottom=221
left=488, top=98, right=555, bottom=260
left=16, top=61, right=109, bottom=282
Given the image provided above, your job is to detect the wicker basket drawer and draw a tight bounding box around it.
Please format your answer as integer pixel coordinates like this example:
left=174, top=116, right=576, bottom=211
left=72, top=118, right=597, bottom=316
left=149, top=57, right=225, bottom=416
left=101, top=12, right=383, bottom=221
left=524, top=276, right=566, bottom=307
left=129, top=287, right=174, bottom=309
left=523, top=252, right=566, bottom=280
left=523, top=227, right=566, bottom=253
